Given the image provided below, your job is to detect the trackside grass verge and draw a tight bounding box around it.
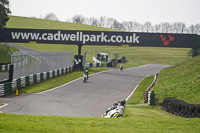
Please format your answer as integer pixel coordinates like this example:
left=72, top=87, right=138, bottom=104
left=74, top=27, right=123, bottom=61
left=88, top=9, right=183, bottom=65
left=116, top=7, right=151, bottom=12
left=154, top=55, right=200, bottom=104
left=126, top=75, right=154, bottom=105
left=0, top=109, right=200, bottom=133
left=19, top=68, right=109, bottom=93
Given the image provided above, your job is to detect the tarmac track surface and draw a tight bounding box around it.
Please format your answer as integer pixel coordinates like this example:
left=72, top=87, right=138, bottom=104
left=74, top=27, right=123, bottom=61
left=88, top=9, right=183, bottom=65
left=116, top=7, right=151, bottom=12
left=0, top=64, right=170, bottom=117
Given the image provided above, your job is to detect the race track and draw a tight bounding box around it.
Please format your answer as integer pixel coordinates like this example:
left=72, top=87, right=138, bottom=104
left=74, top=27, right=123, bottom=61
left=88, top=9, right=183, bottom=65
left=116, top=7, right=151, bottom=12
left=0, top=64, right=170, bottom=117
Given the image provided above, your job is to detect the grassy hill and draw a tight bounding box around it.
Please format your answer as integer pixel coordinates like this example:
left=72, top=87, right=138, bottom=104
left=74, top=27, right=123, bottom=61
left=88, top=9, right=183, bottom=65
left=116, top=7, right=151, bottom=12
left=7, top=16, right=117, bottom=31
left=154, top=55, right=200, bottom=104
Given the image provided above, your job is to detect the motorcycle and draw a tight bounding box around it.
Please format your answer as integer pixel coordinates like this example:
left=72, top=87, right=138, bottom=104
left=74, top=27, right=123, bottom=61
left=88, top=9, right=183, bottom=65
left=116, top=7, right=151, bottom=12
left=83, top=74, right=88, bottom=83
left=101, top=100, right=126, bottom=118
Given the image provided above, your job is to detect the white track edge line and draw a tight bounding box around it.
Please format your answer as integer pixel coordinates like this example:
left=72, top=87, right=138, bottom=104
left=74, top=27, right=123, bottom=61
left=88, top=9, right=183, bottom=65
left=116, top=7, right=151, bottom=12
left=0, top=103, right=8, bottom=113
left=126, top=75, right=151, bottom=101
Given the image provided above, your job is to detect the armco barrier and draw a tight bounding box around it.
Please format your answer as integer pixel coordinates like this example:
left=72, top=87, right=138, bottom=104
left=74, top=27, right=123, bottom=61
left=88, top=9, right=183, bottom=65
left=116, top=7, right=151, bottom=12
left=84, top=56, right=102, bottom=69
left=0, top=65, right=73, bottom=96
left=162, top=97, right=200, bottom=118
left=0, top=56, right=30, bottom=72
left=85, top=62, right=101, bottom=68
left=144, top=73, right=158, bottom=104
left=0, top=64, right=10, bottom=71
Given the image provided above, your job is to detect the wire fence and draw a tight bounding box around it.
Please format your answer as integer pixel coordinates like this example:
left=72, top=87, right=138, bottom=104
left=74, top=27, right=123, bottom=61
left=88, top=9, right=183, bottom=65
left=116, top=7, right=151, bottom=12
left=11, top=51, right=73, bottom=79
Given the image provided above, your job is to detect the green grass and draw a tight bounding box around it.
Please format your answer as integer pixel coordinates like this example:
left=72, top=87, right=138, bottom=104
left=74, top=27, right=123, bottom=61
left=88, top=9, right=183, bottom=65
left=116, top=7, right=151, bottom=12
left=7, top=16, right=118, bottom=31
left=127, top=75, right=154, bottom=104
left=0, top=45, right=18, bottom=64
left=17, top=43, right=191, bottom=68
left=0, top=108, right=199, bottom=133
left=19, top=67, right=108, bottom=93
left=154, top=55, right=200, bottom=104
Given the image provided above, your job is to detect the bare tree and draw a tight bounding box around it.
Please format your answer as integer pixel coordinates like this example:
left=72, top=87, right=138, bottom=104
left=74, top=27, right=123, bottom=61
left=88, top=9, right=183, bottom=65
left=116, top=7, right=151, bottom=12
left=65, top=14, right=200, bottom=35
left=188, top=25, right=196, bottom=34
left=99, top=16, right=106, bottom=27
left=72, top=15, right=86, bottom=24
left=88, top=17, right=99, bottom=26
left=181, top=23, right=186, bottom=33
left=168, top=24, right=173, bottom=33
left=135, top=23, right=143, bottom=32
left=122, top=21, right=132, bottom=32
left=195, top=24, right=200, bottom=35
left=172, top=22, right=186, bottom=34
left=160, top=23, right=170, bottom=33
left=155, top=24, right=161, bottom=33
left=44, top=13, right=58, bottom=21
left=106, top=17, right=115, bottom=28
left=112, top=19, right=120, bottom=30
left=164, top=23, right=170, bottom=33
left=173, top=22, right=180, bottom=33
left=144, top=22, right=152, bottom=33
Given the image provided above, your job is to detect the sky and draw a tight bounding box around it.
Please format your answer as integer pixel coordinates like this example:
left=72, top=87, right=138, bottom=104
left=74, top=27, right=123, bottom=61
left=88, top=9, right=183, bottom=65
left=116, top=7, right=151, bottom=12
left=9, top=0, right=200, bottom=26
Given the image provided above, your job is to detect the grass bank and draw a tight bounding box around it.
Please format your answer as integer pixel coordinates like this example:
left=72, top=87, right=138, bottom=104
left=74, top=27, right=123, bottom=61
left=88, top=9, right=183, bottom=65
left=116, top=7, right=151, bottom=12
left=127, top=75, right=154, bottom=104
left=7, top=16, right=118, bottom=31
left=0, top=111, right=199, bottom=133
left=154, top=55, right=200, bottom=104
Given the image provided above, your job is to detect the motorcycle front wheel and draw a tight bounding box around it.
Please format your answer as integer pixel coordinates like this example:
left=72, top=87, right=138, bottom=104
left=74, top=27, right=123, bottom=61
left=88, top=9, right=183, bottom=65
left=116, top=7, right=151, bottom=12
left=112, top=112, right=120, bottom=118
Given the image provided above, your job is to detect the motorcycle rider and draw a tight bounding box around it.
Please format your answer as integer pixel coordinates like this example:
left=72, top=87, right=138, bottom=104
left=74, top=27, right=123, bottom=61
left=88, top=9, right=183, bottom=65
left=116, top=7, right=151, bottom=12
left=84, top=69, right=89, bottom=80
left=105, top=100, right=126, bottom=115
left=120, top=64, right=123, bottom=71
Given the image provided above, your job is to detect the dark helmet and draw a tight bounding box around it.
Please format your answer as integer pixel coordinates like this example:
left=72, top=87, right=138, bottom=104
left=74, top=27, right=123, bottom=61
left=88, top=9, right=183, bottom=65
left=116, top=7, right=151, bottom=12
left=121, top=99, right=126, bottom=105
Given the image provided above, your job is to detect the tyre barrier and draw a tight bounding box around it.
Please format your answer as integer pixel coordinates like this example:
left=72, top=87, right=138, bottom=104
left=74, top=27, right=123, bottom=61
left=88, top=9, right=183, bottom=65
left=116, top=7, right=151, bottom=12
left=0, top=65, right=73, bottom=96
left=162, top=97, right=200, bottom=118
left=118, top=56, right=126, bottom=63
left=107, top=59, right=117, bottom=67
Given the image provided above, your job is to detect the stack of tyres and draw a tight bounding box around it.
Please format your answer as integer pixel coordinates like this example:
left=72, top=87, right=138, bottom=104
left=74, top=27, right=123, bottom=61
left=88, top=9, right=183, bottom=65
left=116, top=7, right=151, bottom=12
left=196, top=105, right=200, bottom=118
left=162, top=97, right=200, bottom=118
